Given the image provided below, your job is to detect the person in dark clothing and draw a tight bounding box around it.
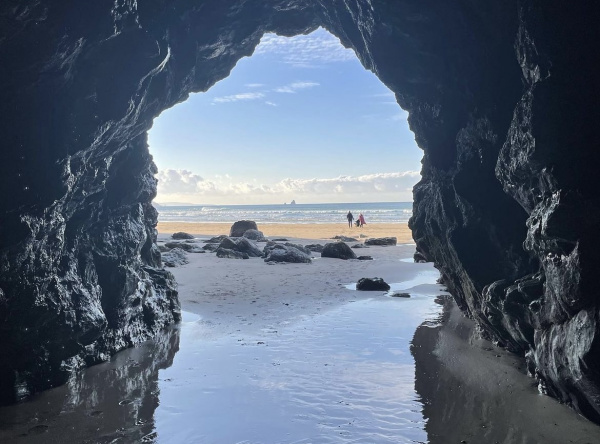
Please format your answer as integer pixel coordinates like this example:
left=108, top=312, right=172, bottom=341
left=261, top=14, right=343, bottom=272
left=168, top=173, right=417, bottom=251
left=346, top=211, right=354, bottom=228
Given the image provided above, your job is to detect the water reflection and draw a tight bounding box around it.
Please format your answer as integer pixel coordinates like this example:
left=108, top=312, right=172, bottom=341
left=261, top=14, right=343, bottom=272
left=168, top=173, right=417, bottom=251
left=0, top=327, right=180, bottom=443
left=154, top=298, right=438, bottom=443
left=3, top=282, right=598, bottom=443
left=411, top=297, right=600, bottom=444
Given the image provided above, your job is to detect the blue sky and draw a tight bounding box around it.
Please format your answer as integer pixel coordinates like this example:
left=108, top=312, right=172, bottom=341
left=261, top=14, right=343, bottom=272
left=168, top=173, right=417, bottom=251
left=149, top=28, right=422, bottom=205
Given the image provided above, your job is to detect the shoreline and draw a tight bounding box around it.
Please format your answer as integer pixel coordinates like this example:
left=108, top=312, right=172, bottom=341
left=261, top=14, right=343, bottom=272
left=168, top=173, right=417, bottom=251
left=157, top=221, right=413, bottom=243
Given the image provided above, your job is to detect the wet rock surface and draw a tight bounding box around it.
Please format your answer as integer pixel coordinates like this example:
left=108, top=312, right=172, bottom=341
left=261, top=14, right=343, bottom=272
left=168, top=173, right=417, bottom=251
left=0, top=0, right=598, bottom=422
left=263, top=244, right=312, bottom=264
left=356, top=278, right=391, bottom=291
left=365, top=237, right=397, bottom=246
left=321, top=242, right=357, bottom=260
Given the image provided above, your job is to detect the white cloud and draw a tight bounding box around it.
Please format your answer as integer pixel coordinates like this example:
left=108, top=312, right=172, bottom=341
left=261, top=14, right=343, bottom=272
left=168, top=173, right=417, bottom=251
left=156, top=170, right=420, bottom=204
left=274, top=81, right=320, bottom=94
left=156, top=169, right=205, bottom=194
left=265, top=101, right=278, bottom=107
left=255, top=30, right=356, bottom=68
left=212, top=92, right=265, bottom=104
left=245, top=83, right=265, bottom=88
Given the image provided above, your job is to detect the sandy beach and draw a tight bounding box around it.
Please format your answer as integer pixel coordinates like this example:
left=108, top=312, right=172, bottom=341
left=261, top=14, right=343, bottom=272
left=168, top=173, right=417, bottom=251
left=157, top=222, right=413, bottom=243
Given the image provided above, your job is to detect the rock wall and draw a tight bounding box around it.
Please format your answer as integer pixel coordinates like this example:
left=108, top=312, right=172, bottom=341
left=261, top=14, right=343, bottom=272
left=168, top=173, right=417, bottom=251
left=0, top=0, right=598, bottom=422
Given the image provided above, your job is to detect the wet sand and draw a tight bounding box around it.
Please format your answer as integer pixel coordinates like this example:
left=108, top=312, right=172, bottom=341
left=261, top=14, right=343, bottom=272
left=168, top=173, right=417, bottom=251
left=157, top=221, right=413, bottom=243
left=1, top=231, right=600, bottom=443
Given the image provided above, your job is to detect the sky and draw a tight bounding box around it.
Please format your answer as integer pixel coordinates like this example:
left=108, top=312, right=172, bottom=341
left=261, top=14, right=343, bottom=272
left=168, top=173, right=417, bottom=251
left=148, top=28, right=422, bottom=205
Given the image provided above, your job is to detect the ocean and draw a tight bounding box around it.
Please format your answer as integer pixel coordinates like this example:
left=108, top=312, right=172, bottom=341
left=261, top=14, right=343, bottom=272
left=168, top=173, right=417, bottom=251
left=155, top=202, right=412, bottom=224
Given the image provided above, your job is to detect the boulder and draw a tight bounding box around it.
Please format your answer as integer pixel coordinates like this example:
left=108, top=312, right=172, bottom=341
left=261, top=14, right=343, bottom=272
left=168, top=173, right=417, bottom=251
left=356, top=277, right=391, bottom=291
left=165, top=242, right=196, bottom=252
left=306, top=244, right=324, bottom=253
left=243, top=229, right=266, bottom=241
left=364, top=237, right=397, bottom=246
left=172, top=232, right=195, bottom=240
left=264, top=244, right=312, bottom=263
left=204, top=235, right=228, bottom=244
left=321, top=242, right=357, bottom=260
left=284, top=242, right=311, bottom=255
left=202, top=244, right=218, bottom=252
left=230, top=220, right=258, bottom=237
left=357, top=256, right=373, bottom=261
left=390, top=292, right=411, bottom=298
left=271, top=238, right=288, bottom=242
left=351, top=244, right=369, bottom=249
left=162, top=248, right=189, bottom=267
left=331, top=235, right=358, bottom=242
left=218, top=237, right=262, bottom=258
left=216, top=248, right=249, bottom=259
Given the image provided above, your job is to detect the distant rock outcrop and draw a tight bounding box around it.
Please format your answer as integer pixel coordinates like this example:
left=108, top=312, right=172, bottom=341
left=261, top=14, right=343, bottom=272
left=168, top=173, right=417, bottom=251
left=321, top=242, right=357, bottom=260
left=230, top=221, right=258, bottom=237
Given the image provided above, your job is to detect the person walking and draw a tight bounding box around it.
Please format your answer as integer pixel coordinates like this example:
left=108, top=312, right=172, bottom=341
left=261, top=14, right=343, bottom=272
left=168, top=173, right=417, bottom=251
left=346, top=211, right=354, bottom=228
left=358, top=213, right=366, bottom=227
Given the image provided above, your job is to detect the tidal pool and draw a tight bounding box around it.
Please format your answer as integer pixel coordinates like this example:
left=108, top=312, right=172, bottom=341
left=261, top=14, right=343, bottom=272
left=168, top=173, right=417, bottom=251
left=2, top=269, right=600, bottom=443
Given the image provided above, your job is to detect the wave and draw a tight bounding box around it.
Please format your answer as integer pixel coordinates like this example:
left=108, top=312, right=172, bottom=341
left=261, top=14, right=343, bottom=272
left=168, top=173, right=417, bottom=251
left=156, top=202, right=413, bottom=224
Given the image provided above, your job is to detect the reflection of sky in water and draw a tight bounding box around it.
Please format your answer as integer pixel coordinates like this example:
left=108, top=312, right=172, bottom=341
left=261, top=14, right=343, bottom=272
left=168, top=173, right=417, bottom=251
left=155, top=297, right=439, bottom=444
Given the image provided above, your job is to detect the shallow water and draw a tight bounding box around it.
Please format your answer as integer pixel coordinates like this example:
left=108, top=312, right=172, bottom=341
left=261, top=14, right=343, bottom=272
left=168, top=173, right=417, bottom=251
left=0, top=289, right=443, bottom=443
left=2, top=266, right=600, bottom=443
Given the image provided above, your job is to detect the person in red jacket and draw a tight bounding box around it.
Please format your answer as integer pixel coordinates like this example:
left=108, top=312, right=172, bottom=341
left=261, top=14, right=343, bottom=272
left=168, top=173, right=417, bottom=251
left=358, top=213, right=366, bottom=227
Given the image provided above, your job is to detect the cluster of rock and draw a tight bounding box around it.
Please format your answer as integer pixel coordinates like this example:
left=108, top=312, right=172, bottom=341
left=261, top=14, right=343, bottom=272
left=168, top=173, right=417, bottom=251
left=162, top=226, right=396, bottom=266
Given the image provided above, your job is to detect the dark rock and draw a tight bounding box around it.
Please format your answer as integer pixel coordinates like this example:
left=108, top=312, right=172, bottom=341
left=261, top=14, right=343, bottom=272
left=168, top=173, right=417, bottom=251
left=364, top=237, right=397, bottom=246
left=218, top=237, right=262, bottom=258
left=331, top=235, right=358, bottom=242
left=204, top=235, right=228, bottom=244
left=171, top=232, right=194, bottom=240
left=0, top=0, right=598, bottom=422
left=263, top=244, right=312, bottom=263
left=306, top=244, right=324, bottom=253
left=202, top=244, right=218, bottom=252
left=230, top=221, right=258, bottom=237
left=158, top=245, right=171, bottom=253
left=271, top=238, right=289, bottom=242
left=356, top=278, right=391, bottom=291
left=321, top=243, right=357, bottom=260
left=391, top=292, right=411, bottom=298
left=414, top=251, right=428, bottom=263
left=284, top=242, right=311, bottom=255
left=215, top=248, right=249, bottom=260
left=164, top=242, right=196, bottom=252
left=243, top=229, right=265, bottom=241
left=352, top=244, right=369, bottom=249
left=162, top=248, right=189, bottom=267
left=358, top=256, right=373, bottom=261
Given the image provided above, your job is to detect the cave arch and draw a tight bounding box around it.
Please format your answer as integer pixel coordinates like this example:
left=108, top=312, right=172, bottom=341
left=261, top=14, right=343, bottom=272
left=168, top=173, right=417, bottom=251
left=1, top=0, right=599, bottom=422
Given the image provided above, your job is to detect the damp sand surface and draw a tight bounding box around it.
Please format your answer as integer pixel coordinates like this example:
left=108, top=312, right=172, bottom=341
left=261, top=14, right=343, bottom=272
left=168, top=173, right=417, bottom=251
left=1, top=236, right=599, bottom=443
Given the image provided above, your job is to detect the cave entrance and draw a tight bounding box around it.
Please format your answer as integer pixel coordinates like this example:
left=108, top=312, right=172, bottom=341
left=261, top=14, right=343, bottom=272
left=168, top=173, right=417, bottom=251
left=147, top=28, right=421, bottom=233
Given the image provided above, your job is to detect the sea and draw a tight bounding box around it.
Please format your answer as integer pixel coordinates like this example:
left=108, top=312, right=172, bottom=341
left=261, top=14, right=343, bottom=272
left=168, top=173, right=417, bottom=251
left=155, top=201, right=413, bottom=224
